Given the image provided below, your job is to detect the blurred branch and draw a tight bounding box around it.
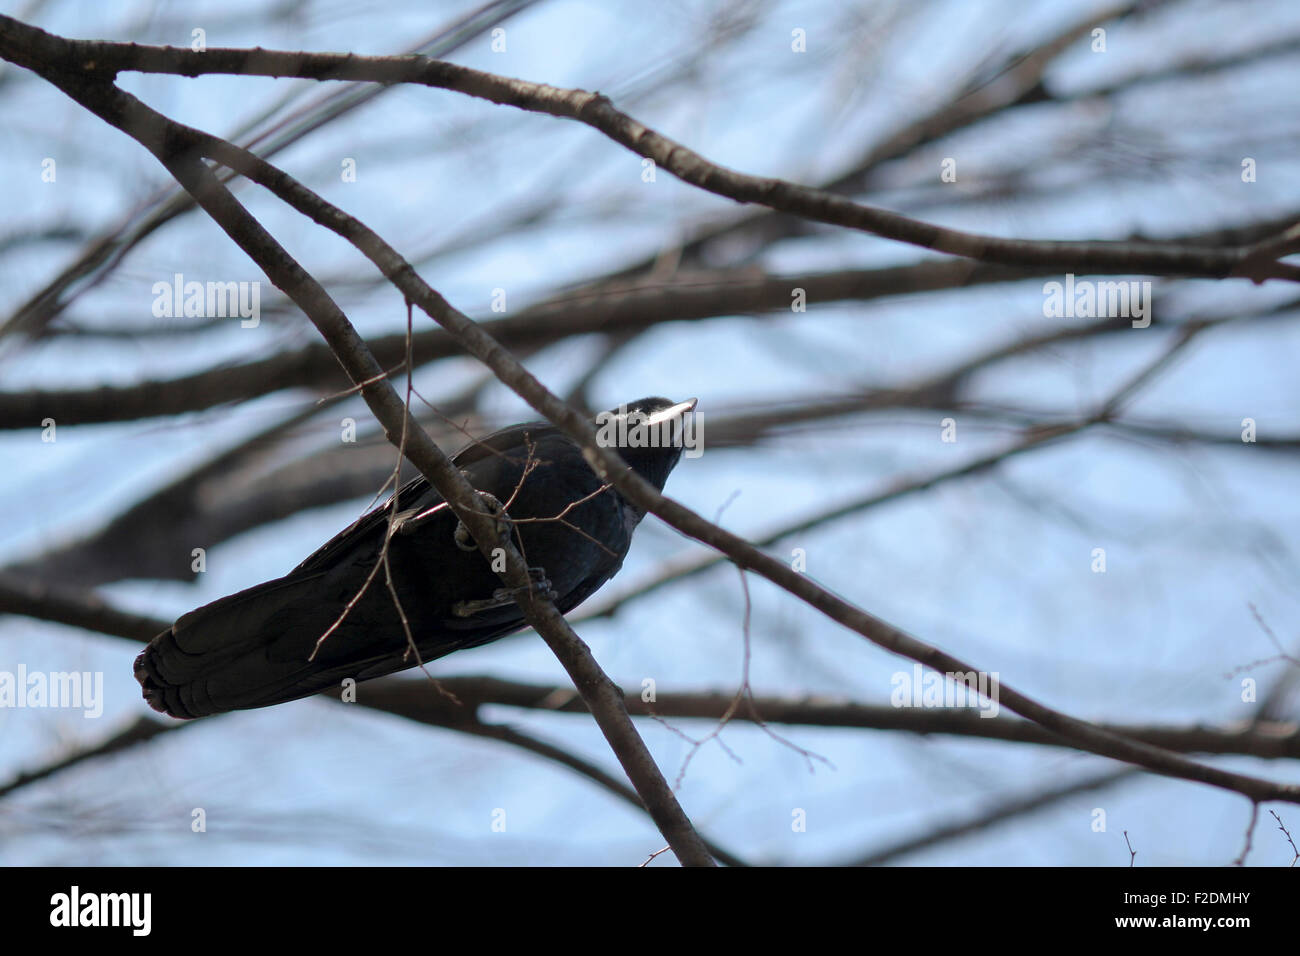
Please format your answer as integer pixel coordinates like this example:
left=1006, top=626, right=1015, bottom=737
left=843, top=768, right=1142, bottom=866
left=0, top=259, right=1039, bottom=429
left=0, top=571, right=165, bottom=641
left=0, top=715, right=189, bottom=799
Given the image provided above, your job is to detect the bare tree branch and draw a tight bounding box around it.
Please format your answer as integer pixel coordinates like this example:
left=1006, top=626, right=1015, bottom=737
left=5, top=20, right=1296, bottom=281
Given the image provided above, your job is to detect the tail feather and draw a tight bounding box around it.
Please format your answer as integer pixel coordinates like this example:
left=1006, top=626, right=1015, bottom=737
left=135, top=570, right=377, bottom=718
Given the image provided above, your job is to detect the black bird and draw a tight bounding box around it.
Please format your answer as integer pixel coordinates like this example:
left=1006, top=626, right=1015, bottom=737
left=135, top=397, right=696, bottom=719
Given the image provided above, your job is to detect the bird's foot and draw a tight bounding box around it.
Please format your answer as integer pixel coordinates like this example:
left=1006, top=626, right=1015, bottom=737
left=452, top=567, right=558, bottom=617
left=453, top=491, right=512, bottom=551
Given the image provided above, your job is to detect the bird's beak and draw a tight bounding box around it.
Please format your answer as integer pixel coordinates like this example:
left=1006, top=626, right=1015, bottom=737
left=644, top=397, right=698, bottom=428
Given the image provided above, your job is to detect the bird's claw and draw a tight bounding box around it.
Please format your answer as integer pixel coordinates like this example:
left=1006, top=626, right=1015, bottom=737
left=452, top=567, right=558, bottom=617
left=453, top=491, right=511, bottom=551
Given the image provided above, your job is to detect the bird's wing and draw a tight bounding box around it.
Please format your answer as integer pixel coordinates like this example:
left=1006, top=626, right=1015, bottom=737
left=293, top=474, right=439, bottom=575
left=292, top=420, right=559, bottom=576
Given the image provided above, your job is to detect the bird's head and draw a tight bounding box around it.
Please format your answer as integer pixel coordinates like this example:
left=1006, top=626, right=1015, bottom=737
left=593, top=396, right=698, bottom=491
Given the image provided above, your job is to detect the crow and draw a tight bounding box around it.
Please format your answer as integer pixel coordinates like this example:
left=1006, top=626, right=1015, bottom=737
left=134, top=397, right=696, bottom=718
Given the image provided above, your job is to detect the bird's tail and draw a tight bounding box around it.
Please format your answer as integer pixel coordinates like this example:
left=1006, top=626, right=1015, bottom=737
left=134, top=569, right=376, bottom=719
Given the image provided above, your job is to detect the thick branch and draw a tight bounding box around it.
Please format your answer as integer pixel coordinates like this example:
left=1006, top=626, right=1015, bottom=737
left=2, top=17, right=1296, bottom=281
